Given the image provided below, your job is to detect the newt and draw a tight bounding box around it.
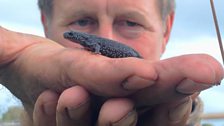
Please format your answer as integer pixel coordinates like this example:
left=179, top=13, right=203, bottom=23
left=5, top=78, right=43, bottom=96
left=63, top=31, right=142, bottom=58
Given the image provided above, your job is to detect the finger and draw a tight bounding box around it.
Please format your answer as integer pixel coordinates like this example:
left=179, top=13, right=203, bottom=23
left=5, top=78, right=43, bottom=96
left=97, top=98, right=137, bottom=126
left=56, top=86, right=91, bottom=126
left=64, top=56, right=158, bottom=96
left=138, top=97, right=192, bottom=126
left=157, top=54, right=223, bottom=86
left=33, top=90, right=59, bottom=126
left=132, top=54, right=224, bottom=107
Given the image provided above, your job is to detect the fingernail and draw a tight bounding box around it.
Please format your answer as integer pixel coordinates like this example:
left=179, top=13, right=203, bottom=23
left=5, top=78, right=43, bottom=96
left=111, top=111, right=137, bottom=126
left=122, top=76, right=155, bottom=90
left=169, top=98, right=192, bottom=122
left=176, top=79, right=212, bottom=94
left=67, top=99, right=90, bottom=120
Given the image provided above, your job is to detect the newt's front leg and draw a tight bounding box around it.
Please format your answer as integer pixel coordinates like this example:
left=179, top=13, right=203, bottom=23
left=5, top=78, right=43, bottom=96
left=85, top=42, right=101, bottom=54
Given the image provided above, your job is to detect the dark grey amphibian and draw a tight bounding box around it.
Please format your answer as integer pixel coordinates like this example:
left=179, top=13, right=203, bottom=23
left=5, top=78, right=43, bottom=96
left=63, top=31, right=142, bottom=58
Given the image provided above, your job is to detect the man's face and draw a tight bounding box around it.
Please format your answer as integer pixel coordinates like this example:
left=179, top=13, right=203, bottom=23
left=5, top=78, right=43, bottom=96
left=42, top=0, right=174, bottom=60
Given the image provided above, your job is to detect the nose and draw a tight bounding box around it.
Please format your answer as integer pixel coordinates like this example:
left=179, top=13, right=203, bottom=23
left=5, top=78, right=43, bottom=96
left=97, top=21, right=115, bottom=40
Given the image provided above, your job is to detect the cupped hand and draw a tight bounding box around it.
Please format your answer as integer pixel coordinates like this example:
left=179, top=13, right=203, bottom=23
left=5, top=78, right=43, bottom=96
left=32, top=87, right=194, bottom=126
left=32, top=86, right=137, bottom=126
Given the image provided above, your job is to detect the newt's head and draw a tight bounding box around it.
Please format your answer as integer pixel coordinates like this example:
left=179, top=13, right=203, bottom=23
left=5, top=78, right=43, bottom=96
left=63, top=31, right=89, bottom=46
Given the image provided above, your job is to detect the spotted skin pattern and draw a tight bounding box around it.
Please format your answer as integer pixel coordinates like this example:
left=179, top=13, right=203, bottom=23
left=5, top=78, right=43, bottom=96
left=64, top=31, right=142, bottom=58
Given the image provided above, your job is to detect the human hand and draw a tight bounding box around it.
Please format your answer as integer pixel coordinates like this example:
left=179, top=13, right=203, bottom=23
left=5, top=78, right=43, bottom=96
left=32, top=87, right=194, bottom=126
left=137, top=95, right=199, bottom=126
left=30, top=51, right=223, bottom=126
left=32, top=55, right=222, bottom=126
left=129, top=54, right=223, bottom=125
left=131, top=54, right=224, bottom=107
left=32, top=86, right=137, bottom=126
left=1, top=27, right=223, bottom=126
left=0, top=27, right=156, bottom=115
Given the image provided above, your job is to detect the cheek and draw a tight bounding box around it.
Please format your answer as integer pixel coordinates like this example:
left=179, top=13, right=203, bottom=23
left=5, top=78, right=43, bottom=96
left=123, top=35, right=163, bottom=60
left=46, top=25, right=82, bottom=48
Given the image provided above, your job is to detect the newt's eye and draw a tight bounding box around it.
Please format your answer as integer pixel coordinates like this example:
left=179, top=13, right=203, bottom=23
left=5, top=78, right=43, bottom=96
left=69, top=18, right=97, bottom=32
